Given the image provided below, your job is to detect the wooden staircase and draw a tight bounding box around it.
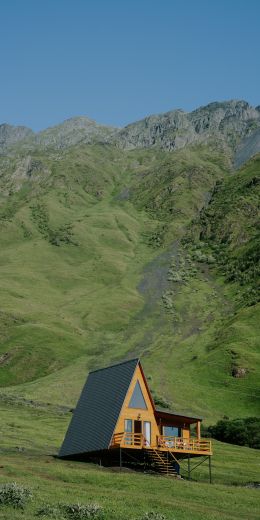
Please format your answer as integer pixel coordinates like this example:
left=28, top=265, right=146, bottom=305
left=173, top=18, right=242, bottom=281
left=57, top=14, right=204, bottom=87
left=146, top=449, right=179, bottom=477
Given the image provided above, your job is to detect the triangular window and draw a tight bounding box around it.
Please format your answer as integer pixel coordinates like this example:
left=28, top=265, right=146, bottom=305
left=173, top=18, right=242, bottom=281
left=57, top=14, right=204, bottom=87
left=128, top=380, right=147, bottom=409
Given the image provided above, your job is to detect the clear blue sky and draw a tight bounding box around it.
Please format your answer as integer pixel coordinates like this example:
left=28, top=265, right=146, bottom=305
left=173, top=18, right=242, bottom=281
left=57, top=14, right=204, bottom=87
left=1, top=0, right=259, bottom=130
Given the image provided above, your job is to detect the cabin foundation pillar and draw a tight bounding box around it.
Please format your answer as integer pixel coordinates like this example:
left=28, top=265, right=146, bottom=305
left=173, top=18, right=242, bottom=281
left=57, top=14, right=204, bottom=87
left=209, top=456, right=212, bottom=484
left=196, top=421, right=201, bottom=439
left=119, top=447, right=122, bottom=471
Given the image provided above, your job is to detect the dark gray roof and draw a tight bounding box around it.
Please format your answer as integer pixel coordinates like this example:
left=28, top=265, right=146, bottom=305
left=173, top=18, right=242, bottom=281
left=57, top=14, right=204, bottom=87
left=59, top=358, right=139, bottom=457
left=155, top=408, right=202, bottom=421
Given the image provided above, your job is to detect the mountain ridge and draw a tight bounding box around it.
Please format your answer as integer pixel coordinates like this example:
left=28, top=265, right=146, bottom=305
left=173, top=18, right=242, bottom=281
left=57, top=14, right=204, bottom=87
left=1, top=99, right=260, bottom=167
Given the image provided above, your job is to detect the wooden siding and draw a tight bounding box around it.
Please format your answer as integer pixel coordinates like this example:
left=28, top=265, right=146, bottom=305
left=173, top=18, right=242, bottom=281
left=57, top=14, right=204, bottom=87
left=113, top=364, right=160, bottom=447
left=112, top=363, right=203, bottom=450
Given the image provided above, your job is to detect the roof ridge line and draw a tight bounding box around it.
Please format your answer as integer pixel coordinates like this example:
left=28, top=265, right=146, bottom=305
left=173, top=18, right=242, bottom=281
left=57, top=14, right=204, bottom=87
left=89, top=357, right=140, bottom=374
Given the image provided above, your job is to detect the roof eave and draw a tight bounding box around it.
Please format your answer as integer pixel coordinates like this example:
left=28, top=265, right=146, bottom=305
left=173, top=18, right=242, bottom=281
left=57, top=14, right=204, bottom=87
left=155, top=408, right=203, bottom=422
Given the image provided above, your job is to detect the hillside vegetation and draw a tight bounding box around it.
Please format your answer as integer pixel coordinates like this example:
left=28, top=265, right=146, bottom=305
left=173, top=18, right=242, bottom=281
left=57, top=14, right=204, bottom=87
left=0, top=102, right=259, bottom=520
left=0, top=400, right=259, bottom=520
left=0, top=136, right=258, bottom=422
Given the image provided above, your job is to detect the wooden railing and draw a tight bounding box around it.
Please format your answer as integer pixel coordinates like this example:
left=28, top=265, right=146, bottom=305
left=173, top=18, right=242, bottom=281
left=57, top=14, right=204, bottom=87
left=157, top=436, right=212, bottom=453
left=112, top=432, right=144, bottom=448
left=112, top=433, right=212, bottom=453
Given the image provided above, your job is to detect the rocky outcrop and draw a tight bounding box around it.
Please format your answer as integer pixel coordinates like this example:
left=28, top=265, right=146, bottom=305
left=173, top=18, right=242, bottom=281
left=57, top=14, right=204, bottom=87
left=114, top=100, right=260, bottom=160
left=33, top=116, right=118, bottom=149
left=1, top=101, right=260, bottom=167
left=0, top=117, right=118, bottom=153
left=234, top=127, right=260, bottom=168
left=0, top=123, right=34, bottom=152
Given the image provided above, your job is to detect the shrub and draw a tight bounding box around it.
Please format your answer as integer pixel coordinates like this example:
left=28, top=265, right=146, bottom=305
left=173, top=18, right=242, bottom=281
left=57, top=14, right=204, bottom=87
left=61, top=502, right=104, bottom=519
left=168, top=271, right=182, bottom=282
left=191, top=248, right=216, bottom=264
left=36, top=502, right=104, bottom=520
left=208, top=417, right=260, bottom=448
left=0, top=482, right=32, bottom=509
left=138, top=513, right=167, bottom=520
left=152, top=393, right=171, bottom=410
left=36, top=503, right=63, bottom=518
left=49, top=224, right=78, bottom=247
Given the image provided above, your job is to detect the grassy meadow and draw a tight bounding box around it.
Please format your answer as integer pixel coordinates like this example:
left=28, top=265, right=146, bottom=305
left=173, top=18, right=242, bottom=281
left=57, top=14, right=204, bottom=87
left=0, top=401, right=259, bottom=520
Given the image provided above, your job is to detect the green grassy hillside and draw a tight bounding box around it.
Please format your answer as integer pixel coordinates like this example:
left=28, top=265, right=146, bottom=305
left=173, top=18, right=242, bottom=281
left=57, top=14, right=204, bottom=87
left=0, top=401, right=259, bottom=520
left=0, top=143, right=259, bottom=423
left=0, top=141, right=259, bottom=519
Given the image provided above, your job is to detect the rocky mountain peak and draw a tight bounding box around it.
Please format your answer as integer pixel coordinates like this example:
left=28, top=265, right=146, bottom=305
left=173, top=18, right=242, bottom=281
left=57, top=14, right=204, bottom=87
left=1, top=101, right=259, bottom=166
left=114, top=100, right=260, bottom=155
left=0, top=123, right=34, bottom=151
left=32, top=116, right=118, bottom=149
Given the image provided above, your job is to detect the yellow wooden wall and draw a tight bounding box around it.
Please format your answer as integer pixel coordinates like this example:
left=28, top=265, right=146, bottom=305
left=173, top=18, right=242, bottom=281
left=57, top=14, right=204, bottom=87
left=113, top=363, right=191, bottom=444
left=113, top=364, right=160, bottom=445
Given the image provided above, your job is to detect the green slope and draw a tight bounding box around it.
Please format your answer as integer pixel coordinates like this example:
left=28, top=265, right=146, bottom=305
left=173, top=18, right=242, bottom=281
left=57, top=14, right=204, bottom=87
left=0, top=143, right=259, bottom=423
left=0, top=401, right=259, bottom=520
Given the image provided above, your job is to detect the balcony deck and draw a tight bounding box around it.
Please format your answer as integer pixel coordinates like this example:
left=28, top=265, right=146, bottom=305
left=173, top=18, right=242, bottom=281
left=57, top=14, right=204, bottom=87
left=111, top=432, right=212, bottom=456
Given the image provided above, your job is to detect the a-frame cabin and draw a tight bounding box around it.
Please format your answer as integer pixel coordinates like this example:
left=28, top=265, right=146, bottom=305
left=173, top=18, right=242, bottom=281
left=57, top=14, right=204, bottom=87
left=59, top=359, right=212, bottom=479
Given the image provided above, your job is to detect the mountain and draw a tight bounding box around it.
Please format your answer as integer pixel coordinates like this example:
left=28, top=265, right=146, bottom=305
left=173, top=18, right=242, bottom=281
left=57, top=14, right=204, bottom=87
left=0, top=100, right=259, bottom=425
left=234, top=126, right=260, bottom=168
left=0, top=116, right=117, bottom=153
left=114, top=100, right=260, bottom=161
left=0, top=100, right=259, bottom=520
left=0, top=123, right=33, bottom=152
left=3, top=100, right=260, bottom=169
left=32, top=116, right=117, bottom=149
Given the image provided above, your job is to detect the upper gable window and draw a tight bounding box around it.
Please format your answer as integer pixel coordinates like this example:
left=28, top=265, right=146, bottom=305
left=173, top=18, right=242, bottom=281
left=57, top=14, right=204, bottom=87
left=128, top=380, right=148, bottom=409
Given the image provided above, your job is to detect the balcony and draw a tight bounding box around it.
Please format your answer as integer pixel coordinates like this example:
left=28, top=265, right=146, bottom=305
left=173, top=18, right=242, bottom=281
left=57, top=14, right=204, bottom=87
left=157, top=435, right=212, bottom=454
left=111, top=432, right=212, bottom=455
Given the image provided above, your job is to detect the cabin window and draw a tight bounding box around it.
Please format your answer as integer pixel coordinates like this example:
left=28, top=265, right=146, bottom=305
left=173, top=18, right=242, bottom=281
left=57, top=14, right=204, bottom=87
left=128, top=380, right=148, bottom=409
left=124, top=419, right=133, bottom=445
left=144, top=421, right=151, bottom=446
left=162, top=426, right=181, bottom=437
left=124, top=419, right=133, bottom=433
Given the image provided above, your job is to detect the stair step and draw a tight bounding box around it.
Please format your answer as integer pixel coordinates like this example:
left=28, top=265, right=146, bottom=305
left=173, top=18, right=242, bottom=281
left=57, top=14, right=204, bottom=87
left=146, top=450, right=179, bottom=477
left=150, top=463, right=175, bottom=467
left=151, top=460, right=172, bottom=466
left=152, top=465, right=176, bottom=469
left=155, top=464, right=172, bottom=467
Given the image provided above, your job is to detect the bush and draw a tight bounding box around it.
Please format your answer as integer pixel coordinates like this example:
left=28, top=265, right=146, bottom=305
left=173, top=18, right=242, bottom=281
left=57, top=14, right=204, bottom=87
left=138, top=513, right=167, bottom=520
left=168, top=271, right=182, bottom=282
left=36, top=502, right=103, bottom=520
left=49, top=224, right=78, bottom=247
left=152, top=393, right=171, bottom=410
left=208, top=417, right=260, bottom=448
left=36, top=503, right=64, bottom=518
left=61, top=502, right=104, bottom=519
left=192, top=249, right=215, bottom=264
left=0, top=482, right=32, bottom=509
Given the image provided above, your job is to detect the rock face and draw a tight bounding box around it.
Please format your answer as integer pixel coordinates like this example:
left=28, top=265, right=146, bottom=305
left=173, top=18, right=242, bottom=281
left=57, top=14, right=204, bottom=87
left=1, top=101, right=260, bottom=167
left=114, top=100, right=260, bottom=160
left=33, top=116, right=118, bottom=149
left=0, top=124, right=34, bottom=152
left=234, top=127, right=260, bottom=168
left=10, top=156, right=50, bottom=191
left=0, top=117, right=118, bottom=153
